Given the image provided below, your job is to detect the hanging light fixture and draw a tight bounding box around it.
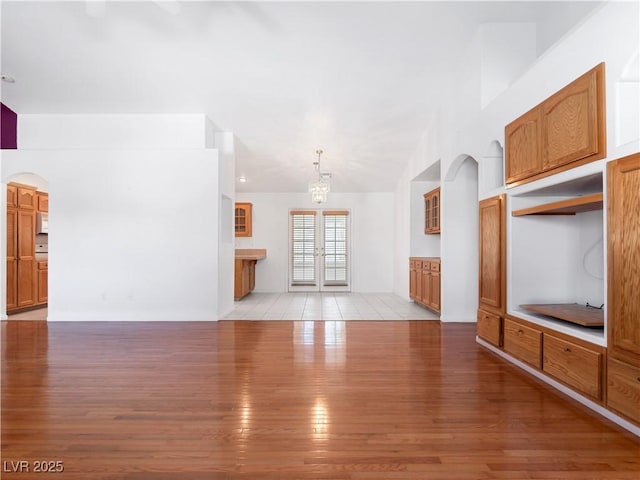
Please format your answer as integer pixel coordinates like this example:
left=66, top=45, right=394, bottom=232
left=308, top=149, right=331, bottom=204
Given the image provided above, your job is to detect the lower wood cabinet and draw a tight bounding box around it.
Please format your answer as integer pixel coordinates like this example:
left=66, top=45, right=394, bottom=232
left=543, top=334, right=602, bottom=401
left=503, top=318, right=542, bottom=369
left=477, top=309, right=501, bottom=347
left=234, top=259, right=257, bottom=300
left=37, top=261, right=48, bottom=305
left=607, top=357, right=640, bottom=425
left=408, top=257, right=440, bottom=314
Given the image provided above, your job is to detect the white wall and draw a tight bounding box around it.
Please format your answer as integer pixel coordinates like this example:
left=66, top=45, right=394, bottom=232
left=235, top=192, right=394, bottom=293
left=1, top=149, right=219, bottom=321
left=18, top=114, right=211, bottom=149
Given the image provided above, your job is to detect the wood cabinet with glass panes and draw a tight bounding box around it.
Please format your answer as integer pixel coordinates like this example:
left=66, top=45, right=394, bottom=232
left=424, top=187, right=440, bottom=234
left=234, top=202, right=252, bottom=237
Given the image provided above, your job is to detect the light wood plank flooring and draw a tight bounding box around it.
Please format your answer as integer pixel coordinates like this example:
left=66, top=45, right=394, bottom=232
left=1, top=320, right=638, bottom=479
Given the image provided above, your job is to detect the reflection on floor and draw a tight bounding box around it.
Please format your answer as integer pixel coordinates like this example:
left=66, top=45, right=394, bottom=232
left=7, top=308, right=47, bottom=321
left=223, top=292, right=439, bottom=321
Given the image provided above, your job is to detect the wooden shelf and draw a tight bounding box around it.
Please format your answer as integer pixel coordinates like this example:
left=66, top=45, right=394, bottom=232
left=520, top=303, right=604, bottom=327
left=512, top=193, right=603, bottom=217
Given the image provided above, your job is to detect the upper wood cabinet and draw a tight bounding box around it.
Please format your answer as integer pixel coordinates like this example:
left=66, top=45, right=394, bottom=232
left=7, top=184, right=17, bottom=208
left=607, top=153, right=640, bottom=368
left=505, top=107, right=542, bottom=184
left=37, top=192, right=49, bottom=213
left=505, top=63, right=606, bottom=186
left=235, top=202, right=252, bottom=237
left=478, top=195, right=506, bottom=313
left=424, top=187, right=440, bottom=234
left=17, top=185, right=37, bottom=210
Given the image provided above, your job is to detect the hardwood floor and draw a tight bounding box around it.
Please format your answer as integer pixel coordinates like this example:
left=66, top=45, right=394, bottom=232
left=1, top=320, right=638, bottom=479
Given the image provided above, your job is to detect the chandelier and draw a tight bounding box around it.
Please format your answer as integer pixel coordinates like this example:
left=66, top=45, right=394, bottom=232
left=308, top=149, right=331, bottom=204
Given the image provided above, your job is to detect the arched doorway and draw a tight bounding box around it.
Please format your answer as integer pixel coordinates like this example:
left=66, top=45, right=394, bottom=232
left=442, top=155, right=479, bottom=321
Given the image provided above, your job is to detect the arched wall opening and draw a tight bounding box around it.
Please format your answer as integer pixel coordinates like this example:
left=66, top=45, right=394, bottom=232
left=442, top=154, right=479, bottom=321
left=2, top=172, right=49, bottom=320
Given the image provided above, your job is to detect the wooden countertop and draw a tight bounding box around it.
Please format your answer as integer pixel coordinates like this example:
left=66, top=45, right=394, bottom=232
left=235, top=248, right=267, bottom=260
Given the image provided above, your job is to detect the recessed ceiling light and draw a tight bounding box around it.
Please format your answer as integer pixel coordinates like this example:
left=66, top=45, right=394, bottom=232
left=238, top=176, right=247, bottom=183
left=1, top=74, right=15, bottom=83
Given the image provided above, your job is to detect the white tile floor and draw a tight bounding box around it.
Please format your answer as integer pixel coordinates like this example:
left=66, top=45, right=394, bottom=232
left=222, top=292, right=439, bottom=321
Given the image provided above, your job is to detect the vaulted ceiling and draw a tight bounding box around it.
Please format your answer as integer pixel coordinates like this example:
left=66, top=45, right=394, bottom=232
left=0, top=1, right=601, bottom=192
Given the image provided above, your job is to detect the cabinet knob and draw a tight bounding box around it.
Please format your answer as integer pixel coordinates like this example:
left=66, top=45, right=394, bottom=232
left=517, top=329, right=524, bottom=336
left=564, top=347, right=572, bottom=353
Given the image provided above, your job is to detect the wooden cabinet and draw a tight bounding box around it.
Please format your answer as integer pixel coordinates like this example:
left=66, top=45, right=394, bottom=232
left=477, top=309, right=501, bottom=347
left=7, top=184, right=17, bottom=208
left=6, top=207, right=17, bottom=310
left=409, top=259, right=419, bottom=300
left=505, top=107, right=542, bottom=184
left=6, top=183, right=38, bottom=312
left=505, top=63, right=606, bottom=186
left=607, top=358, right=640, bottom=425
left=37, top=192, right=49, bottom=213
left=408, top=257, right=440, bottom=314
left=37, top=261, right=48, bottom=305
left=235, top=202, right=252, bottom=237
left=17, top=185, right=37, bottom=210
left=503, top=318, right=542, bottom=369
left=478, top=195, right=506, bottom=314
left=606, top=152, right=640, bottom=424
left=543, top=334, right=602, bottom=401
left=424, top=188, right=440, bottom=234
left=234, top=259, right=257, bottom=300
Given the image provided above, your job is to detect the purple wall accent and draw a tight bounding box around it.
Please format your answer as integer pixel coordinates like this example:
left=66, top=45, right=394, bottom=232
left=1, top=102, right=18, bottom=149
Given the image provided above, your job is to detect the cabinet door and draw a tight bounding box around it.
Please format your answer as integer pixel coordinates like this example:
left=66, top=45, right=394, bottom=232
left=478, top=195, right=506, bottom=312
left=607, top=357, right=640, bottom=425
left=429, top=267, right=440, bottom=313
left=607, top=153, right=640, bottom=367
left=7, top=184, right=17, bottom=208
left=424, top=195, right=431, bottom=233
left=431, top=190, right=440, bottom=233
left=37, top=192, right=49, bottom=213
left=17, top=210, right=36, bottom=307
left=505, top=107, right=542, bottom=184
left=421, top=264, right=430, bottom=306
left=17, top=186, right=37, bottom=210
left=542, top=63, right=605, bottom=171
left=37, top=267, right=48, bottom=304
left=409, top=260, right=418, bottom=300
left=6, top=208, right=18, bottom=310
left=477, top=309, right=501, bottom=347
left=235, top=203, right=253, bottom=237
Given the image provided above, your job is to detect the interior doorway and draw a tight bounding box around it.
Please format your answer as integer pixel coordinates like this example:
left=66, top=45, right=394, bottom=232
left=288, top=209, right=351, bottom=292
left=4, top=172, right=49, bottom=321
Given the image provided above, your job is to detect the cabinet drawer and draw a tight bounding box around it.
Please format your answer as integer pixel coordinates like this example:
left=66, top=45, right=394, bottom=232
left=543, top=334, right=602, bottom=400
left=503, top=319, right=542, bottom=368
left=607, top=357, right=640, bottom=425
left=38, top=261, right=48, bottom=270
left=413, top=260, right=423, bottom=269
left=430, top=261, right=440, bottom=272
left=477, top=310, right=501, bottom=347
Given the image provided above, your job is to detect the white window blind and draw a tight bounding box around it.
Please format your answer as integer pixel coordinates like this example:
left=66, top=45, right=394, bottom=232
left=323, top=211, right=348, bottom=286
left=290, top=211, right=317, bottom=285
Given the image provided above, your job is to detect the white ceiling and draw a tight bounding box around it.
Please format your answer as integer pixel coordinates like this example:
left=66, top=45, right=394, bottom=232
left=0, top=1, right=601, bottom=193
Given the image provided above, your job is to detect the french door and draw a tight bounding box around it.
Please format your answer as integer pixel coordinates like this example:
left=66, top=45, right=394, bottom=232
left=289, top=209, right=350, bottom=292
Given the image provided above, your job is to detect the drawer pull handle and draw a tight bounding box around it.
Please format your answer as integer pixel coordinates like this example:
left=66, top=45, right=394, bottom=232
left=517, top=330, right=524, bottom=336
left=564, top=347, right=572, bottom=353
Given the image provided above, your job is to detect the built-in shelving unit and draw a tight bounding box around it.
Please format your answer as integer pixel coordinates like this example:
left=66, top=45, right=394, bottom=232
left=507, top=169, right=606, bottom=345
